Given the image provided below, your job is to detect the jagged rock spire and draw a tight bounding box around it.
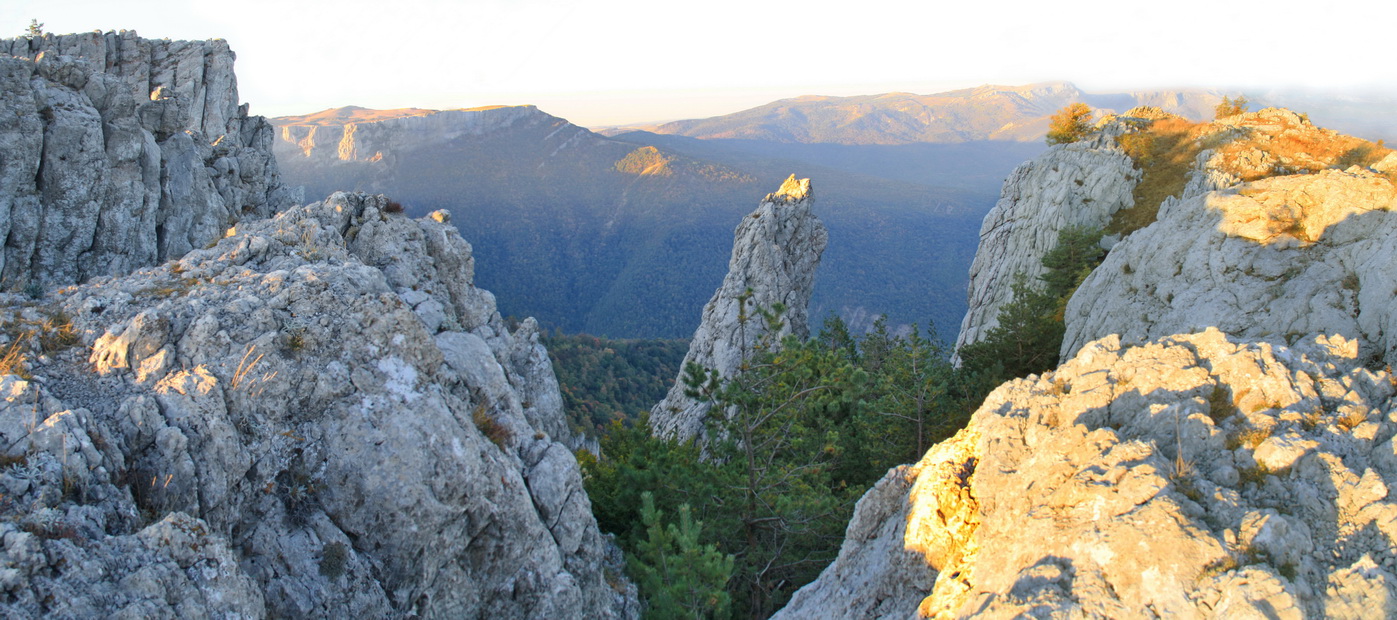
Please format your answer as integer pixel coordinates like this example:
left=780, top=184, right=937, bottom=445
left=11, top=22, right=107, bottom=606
left=649, top=175, right=827, bottom=443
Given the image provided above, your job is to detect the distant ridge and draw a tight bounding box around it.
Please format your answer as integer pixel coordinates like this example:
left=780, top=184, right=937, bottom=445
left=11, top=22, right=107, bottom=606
left=642, top=81, right=1225, bottom=145
left=273, top=104, right=526, bottom=127
left=270, top=104, right=994, bottom=338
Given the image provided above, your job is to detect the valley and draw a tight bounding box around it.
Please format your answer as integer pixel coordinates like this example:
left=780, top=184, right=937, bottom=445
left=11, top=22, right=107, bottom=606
left=6, top=23, right=1397, bottom=620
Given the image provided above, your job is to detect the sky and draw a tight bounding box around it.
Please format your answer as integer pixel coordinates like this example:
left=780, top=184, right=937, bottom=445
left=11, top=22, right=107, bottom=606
left=4, top=0, right=1396, bottom=127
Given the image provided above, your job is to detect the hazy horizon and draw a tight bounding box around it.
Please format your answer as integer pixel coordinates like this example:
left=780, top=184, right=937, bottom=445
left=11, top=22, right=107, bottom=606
left=6, top=0, right=1397, bottom=128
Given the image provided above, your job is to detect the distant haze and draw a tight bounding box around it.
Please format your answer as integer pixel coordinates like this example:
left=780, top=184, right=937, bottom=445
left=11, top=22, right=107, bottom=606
left=5, top=0, right=1396, bottom=127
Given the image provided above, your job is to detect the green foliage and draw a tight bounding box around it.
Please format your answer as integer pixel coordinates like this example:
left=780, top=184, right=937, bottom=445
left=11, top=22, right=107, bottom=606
left=627, top=493, right=734, bottom=619
left=1038, top=226, right=1106, bottom=301
left=1046, top=103, right=1094, bottom=145
left=579, top=414, right=730, bottom=545
left=472, top=404, right=511, bottom=447
left=690, top=302, right=864, bottom=616
left=959, top=226, right=1104, bottom=384
left=848, top=321, right=967, bottom=473
left=24, top=19, right=42, bottom=38
left=545, top=333, right=689, bottom=438
left=1215, top=95, right=1249, bottom=119
left=585, top=303, right=985, bottom=617
left=320, top=541, right=348, bottom=579
left=957, top=276, right=1064, bottom=380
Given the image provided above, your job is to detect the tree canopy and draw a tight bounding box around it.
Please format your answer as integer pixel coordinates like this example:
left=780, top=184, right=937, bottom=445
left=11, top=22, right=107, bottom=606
left=1215, top=95, right=1249, bottom=119
left=1046, top=103, right=1095, bottom=145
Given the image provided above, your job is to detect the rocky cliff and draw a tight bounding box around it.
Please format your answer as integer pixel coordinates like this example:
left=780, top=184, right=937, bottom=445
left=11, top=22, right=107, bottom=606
left=0, top=192, right=635, bottom=617
left=952, top=124, right=1139, bottom=355
left=0, top=31, right=297, bottom=290
left=781, top=110, right=1397, bottom=616
left=649, top=175, right=828, bottom=442
left=274, top=105, right=574, bottom=169
left=1063, top=141, right=1397, bottom=368
left=0, top=31, right=633, bottom=618
left=955, top=107, right=1395, bottom=359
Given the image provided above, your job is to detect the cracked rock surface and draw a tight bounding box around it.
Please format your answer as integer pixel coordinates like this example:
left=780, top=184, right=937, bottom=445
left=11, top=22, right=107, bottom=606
left=0, top=30, right=297, bottom=290
left=0, top=192, right=636, bottom=618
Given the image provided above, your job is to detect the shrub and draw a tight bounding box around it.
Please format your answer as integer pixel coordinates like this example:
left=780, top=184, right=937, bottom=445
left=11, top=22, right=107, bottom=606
left=384, top=199, right=404, bottom=214
left=320, top=541, right=349, bottom=579
left=1046, top=103, right=1094, bottom=145
left=626, top=492, right=733, bottom=619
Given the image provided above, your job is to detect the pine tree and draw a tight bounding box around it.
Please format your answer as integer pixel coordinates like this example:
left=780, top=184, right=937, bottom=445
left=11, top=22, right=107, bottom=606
left=687, top=296, right=866, bottom=617
left=1046, top=103, right=1094, bottom=145
left=25, top=19, right=42, bottom=38
left=959, top=226, right=1106, bottom=382
left=1215, top=95, right=1249, bottom=119
left=627, top=492, right=734, bottom=619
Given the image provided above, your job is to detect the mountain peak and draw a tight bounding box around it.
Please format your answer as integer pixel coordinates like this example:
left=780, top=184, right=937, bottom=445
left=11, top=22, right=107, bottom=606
left=768, top=174, right=813, bottom=204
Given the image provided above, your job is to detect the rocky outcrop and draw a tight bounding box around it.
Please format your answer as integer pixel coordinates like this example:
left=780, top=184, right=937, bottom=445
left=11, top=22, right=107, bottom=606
left=956, top=108, right=1396, bottom=365
left=778, top=328, right=1397, bottom=617
left=952, top=126, right=1139, bottom=355
left=780, top=109, right=1397, bottom=617
left=649, top=175, right=828, bottom=442
left=0, top=192, right=635, bottom=618
left=0, top=31, right=297, bottom=290
left=1064, top=126, right=1397, bottom=368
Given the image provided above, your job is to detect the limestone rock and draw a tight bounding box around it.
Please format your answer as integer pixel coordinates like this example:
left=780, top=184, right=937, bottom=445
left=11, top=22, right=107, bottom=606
left=274, top=105, right=558, bottom=166
left=649, top=176, right=828, bottom=442
left=0, top=192, right=635, bottom=618
left=958, top=107, right=1397, bottom=369
left=1063, top=141, right=1397, bottom=368
left=779, top=329, right=1397, bottom=617
left=953, top=128, right=1139, bottom=356
left=0, top=31, right=297, bottom=290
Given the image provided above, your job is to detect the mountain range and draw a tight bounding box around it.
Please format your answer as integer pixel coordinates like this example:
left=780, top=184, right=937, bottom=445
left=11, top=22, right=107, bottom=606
left=273, top=105, right=994, bottom=338
left=271, top=81, right=1397, bottom=340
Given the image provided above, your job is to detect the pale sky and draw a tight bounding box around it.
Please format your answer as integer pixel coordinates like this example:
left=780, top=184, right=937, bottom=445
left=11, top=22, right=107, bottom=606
left=4, top=0, right=1396, bottom=127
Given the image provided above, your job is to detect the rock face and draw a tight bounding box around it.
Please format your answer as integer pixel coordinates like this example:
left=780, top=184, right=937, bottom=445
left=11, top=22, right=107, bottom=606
left=0, top=31, right=297, bottom=290
left=1064, top=151, right=1397, bottom=369
left=0, top=192, right=635, bottom=618
left=780, top=109, right=1397, bottom=617
left=956, top=107, right=1397, bottom=365
left=649, top=175, right=828, bottom=442
left=953, top=126, right=1139, bottom=355
left=274, top=105, right=564, bottom=167
left=778, top=329, right=1397, bottom=617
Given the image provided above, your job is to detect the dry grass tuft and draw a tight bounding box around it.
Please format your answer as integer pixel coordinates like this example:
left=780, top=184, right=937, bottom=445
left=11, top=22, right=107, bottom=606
left=1337, top=407, right=1369, bottom=432
left=0, top=335, right=31, bottom=379
left=1207, top=385, right=1237, bottom=422
left=1225, top=425, right=1271, bottom=451
left=473, top=403, right=511, bottom=447
left=1214, top=115, right=1391, bottom=180
left=36, top=311, right=78, bottom=353
left=1112, top=111, right=1393, bottom=239
left=1237, top=461, right=1274, bottom=487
